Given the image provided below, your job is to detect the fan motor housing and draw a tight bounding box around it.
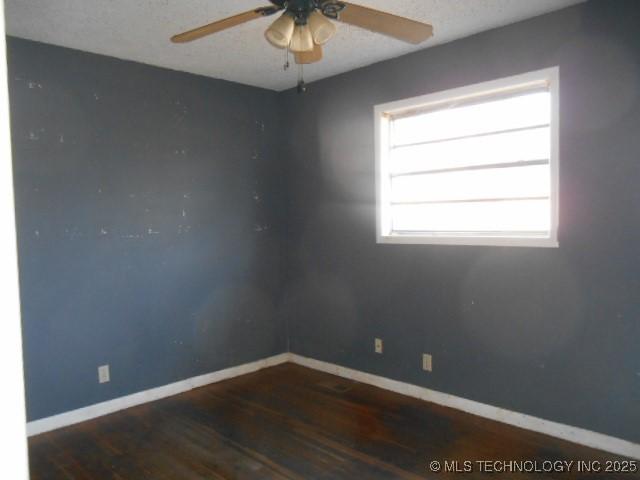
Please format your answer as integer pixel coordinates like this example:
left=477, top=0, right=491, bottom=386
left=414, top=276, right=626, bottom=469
left=268, top=1, right=346, bottom=23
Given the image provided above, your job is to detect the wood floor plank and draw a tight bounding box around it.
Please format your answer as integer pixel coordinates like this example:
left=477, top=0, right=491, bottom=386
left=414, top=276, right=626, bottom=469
left=28, top=363, right=639, bottom=479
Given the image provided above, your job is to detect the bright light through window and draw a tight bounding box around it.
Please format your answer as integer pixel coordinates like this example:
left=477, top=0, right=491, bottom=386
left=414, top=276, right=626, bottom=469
left=375, top=68, right=559, bottom=247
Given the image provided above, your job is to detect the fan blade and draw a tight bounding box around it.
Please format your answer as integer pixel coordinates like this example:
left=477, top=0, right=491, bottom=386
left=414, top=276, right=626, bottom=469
left=295, top=44, right=323, bottom=64
left=338, top=3, right=433, bottom=44
left=171, top=9, right=266, bottom=43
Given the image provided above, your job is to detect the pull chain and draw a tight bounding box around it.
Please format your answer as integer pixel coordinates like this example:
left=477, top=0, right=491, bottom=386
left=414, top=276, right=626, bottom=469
left=283, top=46, right=290, bottom=71
left=297, top=63, right=307, bottom=94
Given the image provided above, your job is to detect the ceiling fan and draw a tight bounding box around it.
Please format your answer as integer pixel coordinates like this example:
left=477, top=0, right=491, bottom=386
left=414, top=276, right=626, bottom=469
left=171, top=1, right=433, bottom=91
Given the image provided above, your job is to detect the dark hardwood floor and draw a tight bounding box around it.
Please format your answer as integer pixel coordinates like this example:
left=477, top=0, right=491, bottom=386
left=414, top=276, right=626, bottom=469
left=29, top=363, right=637, bottom=479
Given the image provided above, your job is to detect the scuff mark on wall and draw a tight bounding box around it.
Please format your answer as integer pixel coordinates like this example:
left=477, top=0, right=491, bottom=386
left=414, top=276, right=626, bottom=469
left=65, top=227, right=83, bottom=240
left=173, top=99, right=188, bottom=122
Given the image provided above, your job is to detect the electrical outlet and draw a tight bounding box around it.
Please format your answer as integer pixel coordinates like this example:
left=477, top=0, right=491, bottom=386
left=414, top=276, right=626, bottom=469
left=98, top=364, right=110, bottom=384
left=422, top=354, right=433, bottom=372
left=375, top=338, right=383, bottom=354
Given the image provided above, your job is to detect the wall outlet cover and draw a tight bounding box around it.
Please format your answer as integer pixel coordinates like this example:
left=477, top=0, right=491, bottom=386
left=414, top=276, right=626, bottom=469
left=98, top=365, right=110, bottom=384
left=422, top=354, right=433, bottom=372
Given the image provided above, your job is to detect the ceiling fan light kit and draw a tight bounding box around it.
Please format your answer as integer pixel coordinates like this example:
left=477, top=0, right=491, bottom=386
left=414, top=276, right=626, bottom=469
left=171, top=0, right=433, bottom=92
left=290, top=24, right=315, bottom=52
left=307, top=11, right=336, bottom=45
left=265, top=12, right=295, bottom=49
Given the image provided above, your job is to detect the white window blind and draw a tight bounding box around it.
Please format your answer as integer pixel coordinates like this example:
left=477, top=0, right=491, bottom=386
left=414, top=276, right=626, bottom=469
left=375, top=68, right=559, bottom=247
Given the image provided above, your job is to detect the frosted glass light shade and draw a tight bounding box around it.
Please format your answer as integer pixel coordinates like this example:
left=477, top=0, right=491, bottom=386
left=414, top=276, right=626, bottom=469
left=308, top=11, right=336, bottom=45
left=289, top=25, right=314, bottom=53
left=265, top=13, right=295, bottom=49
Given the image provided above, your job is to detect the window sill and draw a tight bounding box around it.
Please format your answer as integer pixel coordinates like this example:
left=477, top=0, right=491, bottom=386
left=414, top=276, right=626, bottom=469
left=376, top=234, right=559, bottom=248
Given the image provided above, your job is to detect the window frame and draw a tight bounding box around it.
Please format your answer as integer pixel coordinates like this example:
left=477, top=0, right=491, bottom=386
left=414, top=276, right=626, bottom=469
left=374, top=67, right=560, bottom=248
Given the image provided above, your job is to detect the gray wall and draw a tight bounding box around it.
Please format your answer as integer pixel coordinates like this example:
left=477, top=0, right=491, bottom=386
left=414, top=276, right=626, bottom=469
left=9, top=0, right=640, bottom=444
left=280, top=1, right=640, bottom=443
left=8, top=37, right=287, bottom=421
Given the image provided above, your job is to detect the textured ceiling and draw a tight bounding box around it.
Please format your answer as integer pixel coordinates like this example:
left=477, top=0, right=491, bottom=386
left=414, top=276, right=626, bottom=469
left=5, top=0, right=584, bottom=91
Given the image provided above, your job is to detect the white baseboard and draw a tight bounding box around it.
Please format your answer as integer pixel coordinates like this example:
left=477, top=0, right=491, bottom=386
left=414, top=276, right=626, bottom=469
left=26, top=353, right=290, bottom=437
left=27, top=352, right=640, bottom=460
left=288, top=354, right=640, bottom=460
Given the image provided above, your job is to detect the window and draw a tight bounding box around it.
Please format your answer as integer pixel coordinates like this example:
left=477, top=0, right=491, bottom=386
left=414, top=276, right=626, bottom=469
left=375, top=67, right=559, bottom=247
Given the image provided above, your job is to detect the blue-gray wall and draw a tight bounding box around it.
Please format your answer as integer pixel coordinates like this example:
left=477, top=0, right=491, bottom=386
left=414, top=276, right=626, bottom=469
left=9, top=0, right=640, bottom=445
left=8, top=37, right=287, bottom=421
left=280, top=0, right=640, bottom=443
